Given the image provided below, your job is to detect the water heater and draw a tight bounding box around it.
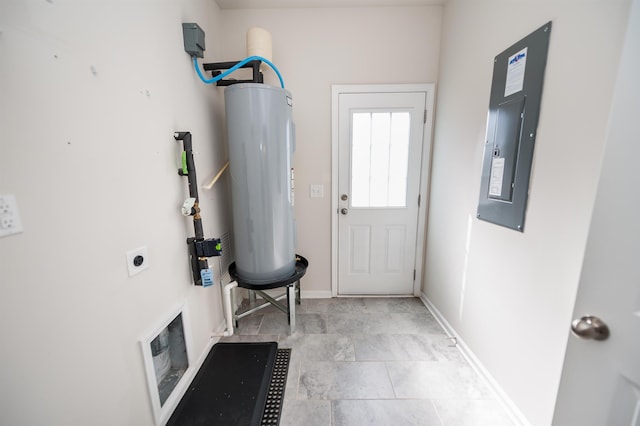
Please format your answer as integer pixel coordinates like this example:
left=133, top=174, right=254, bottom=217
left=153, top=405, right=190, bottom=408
left=225, top=83, right=296, bottom=284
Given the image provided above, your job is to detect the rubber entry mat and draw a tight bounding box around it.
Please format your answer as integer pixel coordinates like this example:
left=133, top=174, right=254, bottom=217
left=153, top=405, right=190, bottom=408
left=167, top=342, right=278, bottom=426
left=261, top=348, right=291, bottom=426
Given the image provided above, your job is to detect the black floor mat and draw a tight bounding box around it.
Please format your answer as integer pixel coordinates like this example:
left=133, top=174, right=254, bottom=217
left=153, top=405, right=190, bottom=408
left=167, top=342, right=283, bottom=426
left=261, top=348, right=291, bottom=426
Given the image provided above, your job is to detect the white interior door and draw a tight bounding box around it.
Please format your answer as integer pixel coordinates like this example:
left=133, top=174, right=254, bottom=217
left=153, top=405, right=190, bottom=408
left=336, top=90, right=427, bottom=295
left=553, top=3, right=640, bottom=424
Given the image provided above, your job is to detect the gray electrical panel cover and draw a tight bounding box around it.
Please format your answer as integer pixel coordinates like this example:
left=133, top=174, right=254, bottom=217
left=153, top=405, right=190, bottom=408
left=477, top=22, right=552, bottom=231
left=182, top=23, right=205, bottom=58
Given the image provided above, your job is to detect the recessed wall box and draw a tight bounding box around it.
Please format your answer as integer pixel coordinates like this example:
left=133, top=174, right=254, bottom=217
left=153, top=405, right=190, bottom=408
left=182, top=23, right=205, bottom=58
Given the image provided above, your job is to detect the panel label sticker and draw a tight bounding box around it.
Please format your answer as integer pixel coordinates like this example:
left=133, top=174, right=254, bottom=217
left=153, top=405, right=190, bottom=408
left=504, top=47, right=528, bottom=97
left=489, top=157, right=505, bottom=197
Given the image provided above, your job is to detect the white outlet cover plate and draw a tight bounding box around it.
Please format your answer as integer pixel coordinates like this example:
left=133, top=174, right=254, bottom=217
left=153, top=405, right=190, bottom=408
left=126, top=246, right=149, bottom=276
left=0, top=194, right=24, bottom=238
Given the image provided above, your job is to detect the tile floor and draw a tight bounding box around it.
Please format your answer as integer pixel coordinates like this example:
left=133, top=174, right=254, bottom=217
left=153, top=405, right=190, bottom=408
left=221, top=297, right=515, bottom=426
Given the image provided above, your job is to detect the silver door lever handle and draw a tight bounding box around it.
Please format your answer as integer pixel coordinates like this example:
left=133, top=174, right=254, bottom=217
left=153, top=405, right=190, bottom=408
left=571, top=315, right=609, bottom=341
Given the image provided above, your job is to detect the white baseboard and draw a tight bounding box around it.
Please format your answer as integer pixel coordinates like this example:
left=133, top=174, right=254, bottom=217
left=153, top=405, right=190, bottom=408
left=300, top=290, right=332, bottom=299
left=420, top=293, right=531, bottom=426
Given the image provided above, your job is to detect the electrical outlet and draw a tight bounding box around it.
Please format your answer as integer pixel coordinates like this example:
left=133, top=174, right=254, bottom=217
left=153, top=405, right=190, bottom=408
left=126, top=246, right=149, bottom=277
left=0, top=194, right=24, bottom=238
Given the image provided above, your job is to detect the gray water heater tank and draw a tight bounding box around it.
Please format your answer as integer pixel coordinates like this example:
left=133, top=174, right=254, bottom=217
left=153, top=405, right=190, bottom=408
left=224, top=83, right=296, bottom=284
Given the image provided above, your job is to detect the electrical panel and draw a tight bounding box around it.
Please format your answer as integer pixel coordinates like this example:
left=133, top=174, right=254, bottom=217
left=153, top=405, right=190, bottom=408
left=477, top=22, right=552, bottom=232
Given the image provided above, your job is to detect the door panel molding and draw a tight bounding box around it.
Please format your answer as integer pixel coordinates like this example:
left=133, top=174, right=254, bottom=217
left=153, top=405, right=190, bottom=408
left=349, top=225, right=371, bottom=274
left=331, top=84, right=435, bottom=297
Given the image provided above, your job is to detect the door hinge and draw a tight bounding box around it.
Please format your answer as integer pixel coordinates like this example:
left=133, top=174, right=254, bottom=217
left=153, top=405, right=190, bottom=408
left=423, top=109, right=427, bottom=123
left=418, top=194, right=421, bottom=207
left=413, top=269, right=416, bottom=281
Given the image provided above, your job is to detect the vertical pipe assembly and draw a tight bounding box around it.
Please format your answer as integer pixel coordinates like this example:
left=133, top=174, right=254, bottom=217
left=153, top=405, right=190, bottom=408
left=175, top=131, right=221, bottom=286
left=222, top=281, right=238, bottom=336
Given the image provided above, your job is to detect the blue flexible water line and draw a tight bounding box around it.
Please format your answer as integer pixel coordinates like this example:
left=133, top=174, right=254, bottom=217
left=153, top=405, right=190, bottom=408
left=193, top=55, right=285, bottom=88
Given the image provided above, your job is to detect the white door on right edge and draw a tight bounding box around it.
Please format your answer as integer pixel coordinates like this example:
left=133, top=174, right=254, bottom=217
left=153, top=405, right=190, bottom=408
left=337, top=91, right=426, bottom=295
left=553, top=2, right=640, bottom=424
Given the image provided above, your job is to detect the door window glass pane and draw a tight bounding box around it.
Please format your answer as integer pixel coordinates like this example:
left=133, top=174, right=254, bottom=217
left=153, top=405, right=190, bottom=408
left=351, top=111, right=411, bottom=207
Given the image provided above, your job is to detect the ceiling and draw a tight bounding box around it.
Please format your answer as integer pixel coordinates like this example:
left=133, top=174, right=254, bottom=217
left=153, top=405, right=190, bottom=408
left=215, top=0, right=445, bottom=9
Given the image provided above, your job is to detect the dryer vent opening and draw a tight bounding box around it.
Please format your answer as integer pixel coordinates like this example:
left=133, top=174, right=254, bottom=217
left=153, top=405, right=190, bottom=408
left=149, top=313, right=188, bottom=406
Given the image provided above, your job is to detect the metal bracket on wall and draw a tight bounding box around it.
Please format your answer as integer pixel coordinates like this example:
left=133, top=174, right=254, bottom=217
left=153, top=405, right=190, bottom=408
left=202, top=60, right=264, bottom=86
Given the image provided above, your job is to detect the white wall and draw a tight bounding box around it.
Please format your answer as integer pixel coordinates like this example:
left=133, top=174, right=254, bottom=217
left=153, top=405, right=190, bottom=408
left=218, top=6, right=443, bottom=296
left=425, top=0, right=631, bottom=424
left=0, top=1, right=230, bottom=424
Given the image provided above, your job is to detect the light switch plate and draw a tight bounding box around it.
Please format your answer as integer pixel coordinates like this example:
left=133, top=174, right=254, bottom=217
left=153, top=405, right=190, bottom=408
left=310, top=184, right=324, bottom=198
